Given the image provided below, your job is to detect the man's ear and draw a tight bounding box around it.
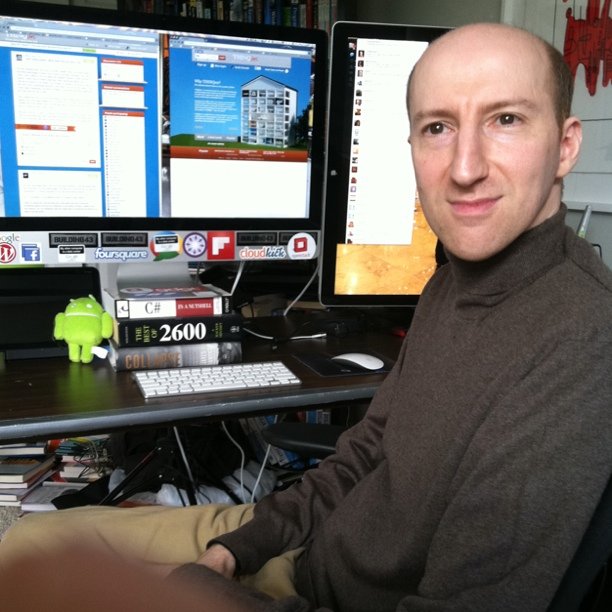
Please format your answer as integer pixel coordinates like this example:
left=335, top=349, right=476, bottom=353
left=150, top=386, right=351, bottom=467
left=557, top=116, right=582, bottom=179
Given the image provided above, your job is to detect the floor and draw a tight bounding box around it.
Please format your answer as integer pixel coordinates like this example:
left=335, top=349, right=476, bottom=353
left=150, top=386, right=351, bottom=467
left=0, top=506, right=20, bottom=540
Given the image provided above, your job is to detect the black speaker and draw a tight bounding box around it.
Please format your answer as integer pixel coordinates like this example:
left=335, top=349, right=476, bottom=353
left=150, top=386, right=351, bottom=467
left=0, top=266, right=101, bottom=360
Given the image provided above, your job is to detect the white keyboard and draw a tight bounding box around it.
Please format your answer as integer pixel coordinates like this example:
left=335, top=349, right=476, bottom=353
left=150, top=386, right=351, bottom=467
left=132, top=361, right=301, bottom=399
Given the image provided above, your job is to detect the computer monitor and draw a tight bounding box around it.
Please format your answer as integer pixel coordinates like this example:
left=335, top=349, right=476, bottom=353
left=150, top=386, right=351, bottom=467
left=0, top=0, right=327, bottom=270
left=319, top=21, right=450, bottom=307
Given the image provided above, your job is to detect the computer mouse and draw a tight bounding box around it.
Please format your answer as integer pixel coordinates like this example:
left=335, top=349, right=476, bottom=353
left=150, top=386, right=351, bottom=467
left=331, top=352, right=385, bottom=371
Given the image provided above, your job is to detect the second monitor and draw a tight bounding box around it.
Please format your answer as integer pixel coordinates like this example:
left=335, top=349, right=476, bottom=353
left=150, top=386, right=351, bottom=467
left=319, top=21, right=450, bottom=307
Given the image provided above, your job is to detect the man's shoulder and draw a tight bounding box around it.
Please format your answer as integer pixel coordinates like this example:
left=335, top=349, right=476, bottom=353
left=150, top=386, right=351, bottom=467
left=564, top=230, right=612, bottom=307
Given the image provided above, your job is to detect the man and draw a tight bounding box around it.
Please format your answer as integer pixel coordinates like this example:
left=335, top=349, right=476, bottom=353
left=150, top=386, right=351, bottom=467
left=2, top=23, right=611, bottom=612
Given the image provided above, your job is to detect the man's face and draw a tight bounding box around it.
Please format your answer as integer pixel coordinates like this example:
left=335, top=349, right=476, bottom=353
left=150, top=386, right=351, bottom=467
left=408, top=25, right=581, bottom=261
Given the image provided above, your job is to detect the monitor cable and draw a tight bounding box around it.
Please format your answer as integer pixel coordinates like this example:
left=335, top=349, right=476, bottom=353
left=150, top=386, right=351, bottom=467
left=283, top=259, right=320, bottom=316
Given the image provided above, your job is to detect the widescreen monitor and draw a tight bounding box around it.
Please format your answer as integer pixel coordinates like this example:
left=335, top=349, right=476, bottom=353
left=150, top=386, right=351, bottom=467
left=319, top=22, right=449, bottom=307
left=0, top=0, right=327, bottom=269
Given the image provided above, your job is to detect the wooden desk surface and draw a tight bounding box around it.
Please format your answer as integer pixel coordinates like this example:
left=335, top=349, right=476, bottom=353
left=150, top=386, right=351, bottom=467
left=0, top=327, right=403, bottom=443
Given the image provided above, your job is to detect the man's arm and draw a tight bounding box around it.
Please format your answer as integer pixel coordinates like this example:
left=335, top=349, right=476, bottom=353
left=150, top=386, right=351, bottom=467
left=213, top=339, right=412, bottom=576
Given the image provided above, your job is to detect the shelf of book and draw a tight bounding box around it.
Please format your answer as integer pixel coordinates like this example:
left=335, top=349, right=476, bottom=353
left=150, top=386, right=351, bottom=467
left=118, top=0, right=339, bottom=33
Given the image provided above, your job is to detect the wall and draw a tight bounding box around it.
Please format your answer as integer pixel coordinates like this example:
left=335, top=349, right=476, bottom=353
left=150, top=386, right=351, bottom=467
left=502, top=0, right=612, bottom=267
left=352, top=0, right=502, bottom=27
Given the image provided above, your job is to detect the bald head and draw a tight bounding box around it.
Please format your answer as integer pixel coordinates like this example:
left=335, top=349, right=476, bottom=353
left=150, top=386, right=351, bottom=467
left=407, top=23, right=574, bottom=129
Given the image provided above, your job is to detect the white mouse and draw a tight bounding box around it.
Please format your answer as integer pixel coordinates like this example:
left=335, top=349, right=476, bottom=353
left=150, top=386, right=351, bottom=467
left=331, top=352, right=385, bottom=371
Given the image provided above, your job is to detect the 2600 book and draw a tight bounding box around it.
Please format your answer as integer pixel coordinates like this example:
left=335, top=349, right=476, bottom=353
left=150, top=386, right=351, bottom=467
left=113, top=314, right=243, bottom=347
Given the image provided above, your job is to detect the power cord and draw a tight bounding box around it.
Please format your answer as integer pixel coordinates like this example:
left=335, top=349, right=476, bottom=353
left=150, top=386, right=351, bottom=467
left=221, top=421, right=247, bottom=503
left=283, top=259, right=321, bottom=316
left=250, top=443, right=272, bottom=503
left=173, top=426, right=197, bottom=505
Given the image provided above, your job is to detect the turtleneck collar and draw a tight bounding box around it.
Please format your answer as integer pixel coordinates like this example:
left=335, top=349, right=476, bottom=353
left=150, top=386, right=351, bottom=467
left=445, top=204, right=568, bottom=311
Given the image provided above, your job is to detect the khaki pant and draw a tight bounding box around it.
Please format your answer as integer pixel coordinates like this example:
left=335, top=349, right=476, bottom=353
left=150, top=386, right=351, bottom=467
left=0, top=503, right=300, bottom=599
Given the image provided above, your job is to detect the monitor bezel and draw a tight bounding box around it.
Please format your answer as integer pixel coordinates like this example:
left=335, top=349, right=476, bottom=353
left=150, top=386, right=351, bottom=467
left=0, top=0, right=328, bottom=233
left=319, top=21, right=450, bottom=307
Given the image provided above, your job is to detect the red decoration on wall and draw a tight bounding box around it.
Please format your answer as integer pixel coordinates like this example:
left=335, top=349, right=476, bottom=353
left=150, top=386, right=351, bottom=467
left=563, top=0, right=612, bottom=96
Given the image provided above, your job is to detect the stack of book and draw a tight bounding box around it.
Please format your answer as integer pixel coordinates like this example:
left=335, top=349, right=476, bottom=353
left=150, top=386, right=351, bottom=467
left=101, top=282, right=243, bottom=371
left=0, top=442, right=58, bottom=509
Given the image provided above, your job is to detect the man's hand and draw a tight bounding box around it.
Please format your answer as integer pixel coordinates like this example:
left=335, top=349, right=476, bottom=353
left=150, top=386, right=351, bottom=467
left=196, top=543, right=237, bottom=579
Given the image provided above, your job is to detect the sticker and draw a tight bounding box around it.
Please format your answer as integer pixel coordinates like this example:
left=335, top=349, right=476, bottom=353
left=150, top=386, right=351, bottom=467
left=57, top=244, right=86, bottom=263
left=183, top=232, right=207, bottom=258
left=238, top=245, right=287, bottom=260
left=49, top=233, right=98, bottom=247
left=287, top=232, right=317, bottom=260
left=150, top=232, right=181, bottom=261
left=0, top=242, right=17, bottom=264
left=236, top=232, right=278, bottom=246
left=94, top=248, right=149, bottom=262
left=207, top=231, right=235, bottom=260
left=101, top=232, right=148, bottom=247
left=20, top=243, right=42, bottom=263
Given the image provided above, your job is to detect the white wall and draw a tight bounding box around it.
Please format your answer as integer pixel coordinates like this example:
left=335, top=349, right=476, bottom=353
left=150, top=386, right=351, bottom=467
left=502, top=0, right=612, bottom=267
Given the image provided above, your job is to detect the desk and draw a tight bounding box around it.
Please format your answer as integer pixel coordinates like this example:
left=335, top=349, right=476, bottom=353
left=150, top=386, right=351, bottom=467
left=0, top=326, right=403, bottom=443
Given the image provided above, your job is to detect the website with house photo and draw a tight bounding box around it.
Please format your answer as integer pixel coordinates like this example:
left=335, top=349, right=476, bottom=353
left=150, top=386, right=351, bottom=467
left=167, top=34, right=316, bottom=219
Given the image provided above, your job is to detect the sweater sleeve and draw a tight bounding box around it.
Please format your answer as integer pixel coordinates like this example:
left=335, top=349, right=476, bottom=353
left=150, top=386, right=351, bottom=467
left=215, top=338, right=411, bottom=576
left=395, top=335, right=612, bottom=612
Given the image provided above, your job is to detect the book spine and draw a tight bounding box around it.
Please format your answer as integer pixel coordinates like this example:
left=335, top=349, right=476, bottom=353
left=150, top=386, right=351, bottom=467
left=113, top=314, right=243, bottom=347
left=304, top=0, right=314, bottom=29
left=109, top=340, right=243, bottom=371
left=105, top=293, right=232, bottom=320
left=242, top=0, right=253, bottom=22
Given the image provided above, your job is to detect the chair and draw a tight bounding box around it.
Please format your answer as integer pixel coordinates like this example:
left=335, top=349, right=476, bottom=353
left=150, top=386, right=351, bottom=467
left=264, top=422, right=612, bottom=612
left=547, top=474, right=612, bottom=611
left=261, top=422, right=346, bottom=461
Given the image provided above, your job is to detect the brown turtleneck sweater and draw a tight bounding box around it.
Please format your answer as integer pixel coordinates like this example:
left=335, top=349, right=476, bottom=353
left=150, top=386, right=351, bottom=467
left=208, top=207, right=612, bottom=611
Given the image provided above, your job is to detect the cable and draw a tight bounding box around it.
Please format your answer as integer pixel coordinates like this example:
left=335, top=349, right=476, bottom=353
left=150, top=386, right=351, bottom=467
left=221, top=421, right=247, bottom=503
left=283, top=259, right=321, bottom=316
left=230, top=260, right=246, bottom=297
left=250, top=443, right=272, bottom=503
left=242, top=326, right=326, bottom=342
left=173, top=426, right=197, bottom=503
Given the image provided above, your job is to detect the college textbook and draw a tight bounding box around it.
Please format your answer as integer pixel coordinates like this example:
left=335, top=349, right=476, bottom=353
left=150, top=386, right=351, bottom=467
left=102, top=283, right=232, bottom=320
left=108, top=340, right=243, bottom=371
left=112, top=313, right=243, bottom=347
left=0, top=455, right=56, bottom=484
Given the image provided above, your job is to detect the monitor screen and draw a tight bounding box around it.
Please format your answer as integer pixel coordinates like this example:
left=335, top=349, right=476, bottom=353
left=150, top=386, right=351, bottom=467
left=0, top=1, right=327, bottom=266
left=319, top=22, right=450, bottom=307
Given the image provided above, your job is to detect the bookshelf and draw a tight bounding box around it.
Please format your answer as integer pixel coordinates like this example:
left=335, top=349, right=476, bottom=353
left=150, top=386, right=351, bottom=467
left=117, top=0, right=342, bottom=32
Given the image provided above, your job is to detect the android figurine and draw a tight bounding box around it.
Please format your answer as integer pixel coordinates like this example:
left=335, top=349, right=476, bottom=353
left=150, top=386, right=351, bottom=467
left=54, top=295, right=113, bottom=363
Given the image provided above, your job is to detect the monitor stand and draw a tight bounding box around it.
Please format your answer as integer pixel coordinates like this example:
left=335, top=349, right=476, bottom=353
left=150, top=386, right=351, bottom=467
left=96, top=261, right=197, bottom=296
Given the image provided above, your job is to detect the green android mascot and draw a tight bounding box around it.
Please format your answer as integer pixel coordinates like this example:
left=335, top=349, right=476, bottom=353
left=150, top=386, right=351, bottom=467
left=54, top=295, right=113, bottom=363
